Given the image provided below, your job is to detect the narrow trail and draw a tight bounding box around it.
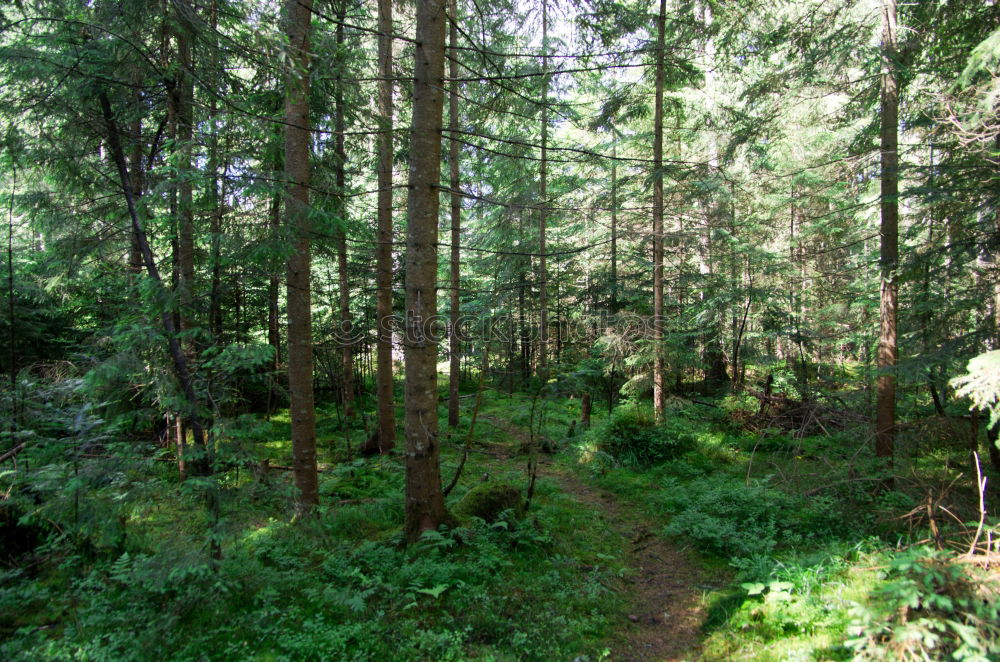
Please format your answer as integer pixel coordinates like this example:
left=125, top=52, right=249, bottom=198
left=482, top=417, right=707, bottom=662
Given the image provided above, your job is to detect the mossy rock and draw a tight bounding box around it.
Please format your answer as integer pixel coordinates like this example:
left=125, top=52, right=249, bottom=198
left=453, top=481, right=525, bottom=523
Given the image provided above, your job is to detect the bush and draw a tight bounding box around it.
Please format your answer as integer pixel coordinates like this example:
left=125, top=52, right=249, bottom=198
left=661, top=475, right=843, bottom=564
left=846, top=546, right=1000, bottom=661
left=588, top=402, right=695, bottom=466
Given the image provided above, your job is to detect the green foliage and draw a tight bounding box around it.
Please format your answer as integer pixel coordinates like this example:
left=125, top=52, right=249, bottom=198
left=660, top=475, right=842, bottom=570
left=951, top=350, right=1000, bottom=428
left=846, top=547, right=1000, bottom=661
left=586, top=402, right=695, bottom=466
left=719, top=391, right=758, bottom=418
left=0, top=490, right=615, bottom=662
left=0, top=390, right=625, bottom=660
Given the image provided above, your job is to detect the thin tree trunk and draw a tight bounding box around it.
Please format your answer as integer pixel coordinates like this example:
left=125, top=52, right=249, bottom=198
left=175, top=6, right=196, bottom=336
left=375, top=0, right=396, bottom=452
left=538, top=0, right=549, bottom=376
left=876, top=0, right=898, bottom=486
left=652, top=0, right=666, bottom=419
left=128, top=110, right=144, bottom=275
left=268, top=125, right=283, bottom=385
left=267, top=189, right=281, bottom=416
left=284, top=0, right=319, bottom=512
left=519, top=269, right=529, bottom=385
left=7, top=166, right=16, bottom=398
left=447, top=0, right=461, bottom=428
left=99, top=93, right=208, bottom=473
left=610, top=141, right=618, bottom=313
left=443, top=344, right=488, bottom=497
left=208, top=0, right=223, bottom=340
left=268, top=192, right=281, bottom=365
left=334, top=2, right=355, bottom=420
left=403, top=0, right=451, bottom=542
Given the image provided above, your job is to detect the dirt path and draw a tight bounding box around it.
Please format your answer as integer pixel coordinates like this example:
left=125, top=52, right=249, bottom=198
left=482, top=417, right=707, bottom=661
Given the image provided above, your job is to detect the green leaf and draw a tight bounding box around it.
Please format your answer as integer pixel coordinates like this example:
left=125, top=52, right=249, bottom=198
left=415, top=584, right=450, bottom=599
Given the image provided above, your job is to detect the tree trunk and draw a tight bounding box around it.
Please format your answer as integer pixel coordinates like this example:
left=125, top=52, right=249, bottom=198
left=334, top=2, right=355, bottom=420
left=403, top=0, right=451, bottom=542
left=519, top=269, right=529, bottom=385
left=128, top=110, right=144, bottom=276
left=208, top=0, right=223, bottom=341
left=447, top=0, right=462, bottom=428
left=538, top=0, right=549, bottom=376
left=652, top=0, right=666, bottom=419
left=267, top=190, right=282, bottom=414
left=284, top=0, right=319, bottom=513
left=375, top=0, right=396, bottom=452
left=610, top=141, right=618, bottom=313
left=580, top=392, right=592, bottom=429
left=268, top=192, right=281, bottom=367
left=876, top=0, right=898, bottom=486
left=175, top=6, right=196, bottom=336
left=99, top=93, right=208, bottom=477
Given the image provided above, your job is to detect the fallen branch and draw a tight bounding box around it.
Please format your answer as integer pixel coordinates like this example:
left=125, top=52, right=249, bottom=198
left=0, top=442, right=26, bottom=463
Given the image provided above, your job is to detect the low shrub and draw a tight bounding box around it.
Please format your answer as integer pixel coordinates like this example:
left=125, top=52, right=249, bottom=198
left=846, top=546, right=1000, bottom=661
left=660, top=475, right=843, bottom=564
left=588, top=402, right=695, bottom=466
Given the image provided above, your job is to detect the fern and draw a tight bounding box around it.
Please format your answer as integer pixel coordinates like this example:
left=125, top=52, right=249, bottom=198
left=950, top=350, right=1000, bottom=428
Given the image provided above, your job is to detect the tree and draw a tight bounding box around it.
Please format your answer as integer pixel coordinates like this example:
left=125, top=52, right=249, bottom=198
left=447, top=0, right=462, bottom=428
left=375, top=0, right=396, bottom=452
left=538, top=0, right=550, bottom=376
left=403, top=0, right=452, bottom=541
left=876, top=0, right=898, bottom=484
left=283, top=0, right=319, bottom=512
left=98, top=93, right=209, bottom=479
left=652, top=0, right=666, bottom=419
left=334, top=0, right=355, bottom=423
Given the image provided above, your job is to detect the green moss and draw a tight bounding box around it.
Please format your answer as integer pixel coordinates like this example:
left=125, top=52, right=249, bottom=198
left=453, top=481, right=525, bottom=522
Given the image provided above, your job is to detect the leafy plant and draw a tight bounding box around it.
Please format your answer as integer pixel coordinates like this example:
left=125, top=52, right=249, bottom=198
left=951, top=350, right=1000, bottom=428
left=661, top=475, right=843, bottom=565
left=846, top=546, right=1000, bottom=661
left=587, top=401, right=695, bottom=466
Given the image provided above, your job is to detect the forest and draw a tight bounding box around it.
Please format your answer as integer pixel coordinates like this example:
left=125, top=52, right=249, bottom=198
left=1, top=0, right=1000, bottom=659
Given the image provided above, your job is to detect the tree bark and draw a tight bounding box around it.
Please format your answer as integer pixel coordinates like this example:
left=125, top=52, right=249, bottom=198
left=403, top=0, right=451, bottom=542
left=208, top=0, right=223, bottom=341
left=652, top=0, right=666, bottom=419
left=128, top=108, right=144, bottom=276
left=447, top=0, right=462, bottom=428
left=99, top=93, right=208, bottom=473
left=268, top=192, right=281, bottom=367
left=284, top=0, right=319, bottom=513
left=375, top=0, right=396, bottom=452
left=538, top=0, right=550, bottom=376
left=876, top=0, right=898, bottom=486
left=175, top=4, right=196, bottom=336
left=519, top=268, right=529, bottom=385
left=610, top=141, right=618, bottom=314
left=334, top=1, right=355, bottom=420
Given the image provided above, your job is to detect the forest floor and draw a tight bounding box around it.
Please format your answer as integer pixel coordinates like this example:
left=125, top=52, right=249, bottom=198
left=5, top=387, right=998, bottom=661
left=484, top=415, right=709, bottom=662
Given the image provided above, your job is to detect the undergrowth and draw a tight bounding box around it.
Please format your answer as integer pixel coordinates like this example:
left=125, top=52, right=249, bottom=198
left=1, top=389, right=623, bottom=661
left=571, top=396, right=1000, bottom=661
